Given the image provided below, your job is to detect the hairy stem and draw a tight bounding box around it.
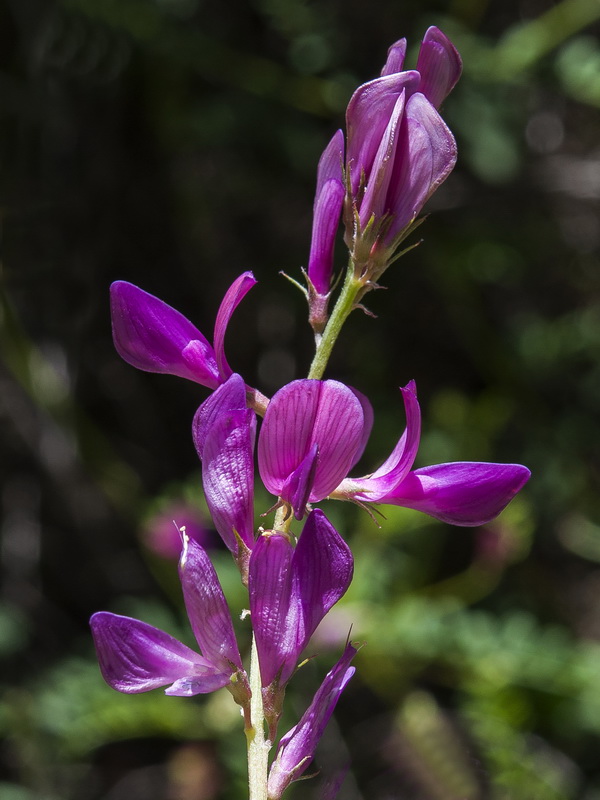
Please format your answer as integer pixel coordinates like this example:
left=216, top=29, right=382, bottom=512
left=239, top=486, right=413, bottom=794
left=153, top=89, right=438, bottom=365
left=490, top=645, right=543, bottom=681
left=307, top=262, right=363, bottom=380
left=247, top=634, right=270, bottom=800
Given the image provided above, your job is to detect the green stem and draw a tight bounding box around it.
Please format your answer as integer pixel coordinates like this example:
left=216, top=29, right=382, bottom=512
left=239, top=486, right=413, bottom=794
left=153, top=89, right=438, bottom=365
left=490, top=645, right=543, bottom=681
left=307, top=263, right=363, bottom=380
left=247, top=634, right=270, bottom=800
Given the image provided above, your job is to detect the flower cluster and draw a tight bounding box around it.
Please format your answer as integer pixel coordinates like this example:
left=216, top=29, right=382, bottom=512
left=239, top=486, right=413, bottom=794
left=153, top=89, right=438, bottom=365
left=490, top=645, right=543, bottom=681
left=91, top=27, right=530, bottom=800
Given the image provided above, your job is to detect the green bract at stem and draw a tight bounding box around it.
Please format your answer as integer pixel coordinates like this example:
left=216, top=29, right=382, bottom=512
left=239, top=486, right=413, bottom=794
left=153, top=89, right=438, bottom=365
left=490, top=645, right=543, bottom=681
left=247, top=635, right=271, bottom=800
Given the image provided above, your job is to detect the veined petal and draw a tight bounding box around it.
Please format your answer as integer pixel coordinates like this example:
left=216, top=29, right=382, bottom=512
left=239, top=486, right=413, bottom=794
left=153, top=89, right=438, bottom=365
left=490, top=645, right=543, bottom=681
left=267, top=642, right=357, bottom=800
left=90, top=611, right=219, bottom=694
left=202, top=407, right=256, bottom=550
left=358, top=91, right=405, bottom=228
left=380, top=462, right=531, bottom=525
left=308, top=178, right=345, bottom=296
left=213, top=272, right=257, bottom=381
left=386, top=92, right=457, bottom=240
left=346, top=71, right=420, bottom=195
left=179, top=534, right=243, bottom=672
left=165, top=673, right=233, bottom=696
left=290, top=510, right=353, bottom=657
left=281, top=443, right=319, bottom=521
left=340, top=381, right=420, bottom=501
left=249, top=532, right=296, bottom=687
left=348, top=387, right=374, bottom=468
left=258, top=380, right=365, bottom=504
left=192, top=373, right=247, bottom=460
left=416, top=26, right=462, bottom=109
left=110, top=282, right=219, bottom=387
left=309, top=383, right=365, bottom=500
left=380, top=38, right=407, bottom=77
left=249, top=514, right=353, bottom=688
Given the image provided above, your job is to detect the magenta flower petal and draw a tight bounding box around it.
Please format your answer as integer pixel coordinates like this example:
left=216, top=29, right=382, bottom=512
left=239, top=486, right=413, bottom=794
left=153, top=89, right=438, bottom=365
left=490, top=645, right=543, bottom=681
left=213, top=272, right=257, bottom=381
left=202, top=407, right=256, bottom=550
left=249, top=510, right=353, bottom=688
left=110, top=281, right=219, bottom=387
left=179, top=534, right=243, bottom=670
left=258, top=380, right=366, bottom=506
left=281, top=443, right=319, bottom=521
left=192, top=373, right=247, bottom=460
left=346, top=71, right=420, bottom=195
left=249, top=531, right=295, bottom=687
left=380, top=38, right=407, bottom=77
left=340, top=381, right=420, bottom=500
left=308, top=178, right=345, bottom=296
left=358, top=91, right=405, bottom=229
left=380, top=462, right=532, bottom=526
left=348, top=387, right=374, bottom=468
left=267, top=642, right=357, bottom=800
left=165, top=673, right=233, bottom=696
left=90, top=611, right=226, bottom=694
left=386, top=92, right=457, bottom=240
left=416, top=26, right=462, bottom=109
left=315, top=129, right=345, bottom=196
left=291, top=509, right=354, bottom=648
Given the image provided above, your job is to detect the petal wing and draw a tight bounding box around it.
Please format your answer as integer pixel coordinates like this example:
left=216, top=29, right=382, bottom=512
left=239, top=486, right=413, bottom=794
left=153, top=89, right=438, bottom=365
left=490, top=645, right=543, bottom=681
left=202, top=407, right=256, bottom=550
left=90, top=611, right=216, bottom=694
left=213, top=272, right=257, bottom=381
left=110, top=281, right=219, bottom=387
left=346, top=71, right=420, bottom=195
left=416, top=26, right=462, bottom=109
left=249, top=532, right=296, bottom=687
left=192, top=373, right=247, bottom=460
left=291, top=510, right=354, bottom=655
left=342, top=381, right=420, bottom=501
left=179, top=535, right=243, bottom=671
left=381, top=461, right=531, bottom=525
left=386, top=92, right=457, bottom=239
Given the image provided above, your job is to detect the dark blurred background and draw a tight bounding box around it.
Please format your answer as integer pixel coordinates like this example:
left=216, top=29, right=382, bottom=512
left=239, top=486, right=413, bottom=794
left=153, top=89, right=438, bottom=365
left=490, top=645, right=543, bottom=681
left=1, top=0, right=600, bottom=798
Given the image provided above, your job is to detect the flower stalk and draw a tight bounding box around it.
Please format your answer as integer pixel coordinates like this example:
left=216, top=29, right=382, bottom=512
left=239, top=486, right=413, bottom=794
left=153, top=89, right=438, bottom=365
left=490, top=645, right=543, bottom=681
left=308, top=261, right=364, bottom=380
left=247, top=635, right=270, bottom=800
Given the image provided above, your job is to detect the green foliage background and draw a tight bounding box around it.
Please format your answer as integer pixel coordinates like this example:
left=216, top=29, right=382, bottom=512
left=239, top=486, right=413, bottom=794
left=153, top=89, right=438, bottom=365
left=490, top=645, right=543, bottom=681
left=1, top=0, right=600, bottom=798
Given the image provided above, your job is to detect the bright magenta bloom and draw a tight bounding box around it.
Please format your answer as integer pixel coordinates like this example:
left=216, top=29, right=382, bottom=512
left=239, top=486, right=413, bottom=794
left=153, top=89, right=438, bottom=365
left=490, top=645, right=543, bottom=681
left=258, top=378, right=530, bottom=525
left=345, top=26, right=461, bottom=247
left=110, top=272, right=256, bottom=388
left=90, top=534, right=248, bottom=697
left=248, top=509, right=353, bottom=688
left=267, top=641, right=357, bottom=799
left=192, top=374, right=256, bottom=553
left=257, top=379, right=372, bottom=518
left=305, top=26, right=462, bottom=322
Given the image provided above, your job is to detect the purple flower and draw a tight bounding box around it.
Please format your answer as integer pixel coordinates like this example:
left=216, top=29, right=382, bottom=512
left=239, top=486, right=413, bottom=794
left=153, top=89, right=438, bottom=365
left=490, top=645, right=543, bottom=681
left=333, top=380, right=531, bottom=526
left=257, top=379, right=372, bottom=519
left=267, top=642, right=357, bottom=800
left=344, top=27, right=461, bottom=254
left=192, top=374, right=256, bottom=556
left=248, top=509, right=353, bottom=689
left=110, top=272, right=256, bottom=389
left=257, top=378, right=529, bottom=526
left=306, top=131, right=346, bottom=330
left=90, top=533, right=249, bottom=700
